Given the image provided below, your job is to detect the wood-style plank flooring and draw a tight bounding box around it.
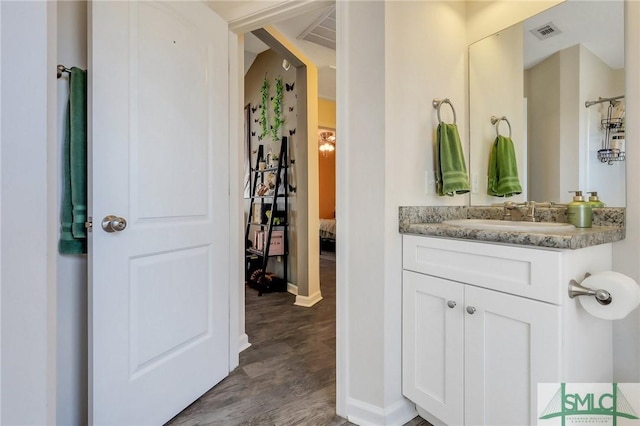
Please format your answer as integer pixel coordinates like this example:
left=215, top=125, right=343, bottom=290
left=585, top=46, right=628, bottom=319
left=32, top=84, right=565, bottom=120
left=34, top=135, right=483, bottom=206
left=167, top=256, right=431, bottom=426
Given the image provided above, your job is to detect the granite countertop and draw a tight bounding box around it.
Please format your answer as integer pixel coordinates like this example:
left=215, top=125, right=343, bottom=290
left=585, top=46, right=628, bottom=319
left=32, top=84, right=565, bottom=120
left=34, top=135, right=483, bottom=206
left=399, top=206, right=625, bottom=250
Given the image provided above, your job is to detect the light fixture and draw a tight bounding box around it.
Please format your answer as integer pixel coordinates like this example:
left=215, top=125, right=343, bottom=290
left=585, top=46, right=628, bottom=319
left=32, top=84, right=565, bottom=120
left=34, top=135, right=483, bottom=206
left=282, top=59, right=291, bottom=71
left=319, top=131, right=336, bottom=154
left=319, top=143, right=335, bottom=153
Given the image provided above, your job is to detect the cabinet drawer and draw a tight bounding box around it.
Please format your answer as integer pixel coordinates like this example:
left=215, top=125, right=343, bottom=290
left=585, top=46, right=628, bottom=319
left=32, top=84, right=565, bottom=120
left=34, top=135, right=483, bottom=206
left=403, top=235, right=562, bottom=304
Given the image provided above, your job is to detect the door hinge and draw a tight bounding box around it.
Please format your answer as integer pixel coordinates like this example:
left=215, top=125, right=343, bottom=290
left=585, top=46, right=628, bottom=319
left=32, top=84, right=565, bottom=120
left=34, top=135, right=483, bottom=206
left=85, top=217, right=93, bottom=232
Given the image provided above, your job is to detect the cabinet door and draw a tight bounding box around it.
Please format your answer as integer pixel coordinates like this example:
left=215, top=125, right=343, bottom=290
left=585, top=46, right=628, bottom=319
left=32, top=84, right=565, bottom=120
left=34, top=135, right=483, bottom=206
left=403, top=271, right=464, bottom=425
left=464, top=286, right=560, bottom=426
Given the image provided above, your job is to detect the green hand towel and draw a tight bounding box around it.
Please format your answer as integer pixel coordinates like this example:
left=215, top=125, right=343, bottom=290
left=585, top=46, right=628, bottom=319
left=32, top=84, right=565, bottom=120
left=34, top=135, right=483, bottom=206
left=487, top=135, right=522, bottom=197
left=436, top=123, right=470, bottom=196
left=59, top=67, right=87, bottom=254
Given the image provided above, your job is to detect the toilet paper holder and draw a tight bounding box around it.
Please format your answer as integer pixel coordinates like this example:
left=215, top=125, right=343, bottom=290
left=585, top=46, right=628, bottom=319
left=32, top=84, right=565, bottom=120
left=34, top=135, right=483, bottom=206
left=568, top=272, right=613, bottom=305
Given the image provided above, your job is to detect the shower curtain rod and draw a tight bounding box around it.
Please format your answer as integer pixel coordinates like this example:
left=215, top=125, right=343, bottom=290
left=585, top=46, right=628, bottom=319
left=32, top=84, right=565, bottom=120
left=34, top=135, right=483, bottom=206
left=585, top=95, right=625, bottom=108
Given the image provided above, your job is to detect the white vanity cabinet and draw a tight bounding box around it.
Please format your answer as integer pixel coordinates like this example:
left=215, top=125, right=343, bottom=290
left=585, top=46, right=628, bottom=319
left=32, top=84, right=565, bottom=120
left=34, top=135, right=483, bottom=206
left=402, top=234, right=614, bottom=426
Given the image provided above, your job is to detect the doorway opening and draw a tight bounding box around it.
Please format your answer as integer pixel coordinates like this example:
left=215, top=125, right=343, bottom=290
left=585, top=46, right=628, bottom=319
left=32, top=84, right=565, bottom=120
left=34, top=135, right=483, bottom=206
left=168, top=6, right=339, bottom=421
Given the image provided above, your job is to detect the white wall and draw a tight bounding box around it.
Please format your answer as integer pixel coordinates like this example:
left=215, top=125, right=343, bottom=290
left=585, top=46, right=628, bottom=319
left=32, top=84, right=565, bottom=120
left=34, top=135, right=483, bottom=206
left=0, top=1, right=57, bottom=424
left=0, top=4, right=3, bottom=420
left=338, top=2, right=389, bottom=420
left=56, top=3, right=88, bottom=424
left=526, top=53, right=562, bottom=202
left=338, top=1, right=468, bottom=424
left=612, top=0, right=640, bottom=383
left=385, top=0, right=468, bottom=418
left=230, top=30, right=246, bottom=361
left=386, top=2, right=469, bottom=208
left=558, top=46, right=582, bottom=202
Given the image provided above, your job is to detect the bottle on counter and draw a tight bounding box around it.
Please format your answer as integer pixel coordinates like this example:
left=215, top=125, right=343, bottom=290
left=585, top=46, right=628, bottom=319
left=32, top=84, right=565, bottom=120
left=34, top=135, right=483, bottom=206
left=586, top=191, right=605, bottom=225
left=567, top=191, right=592, bottom=228
left=587, top=192, right=606, bottom=208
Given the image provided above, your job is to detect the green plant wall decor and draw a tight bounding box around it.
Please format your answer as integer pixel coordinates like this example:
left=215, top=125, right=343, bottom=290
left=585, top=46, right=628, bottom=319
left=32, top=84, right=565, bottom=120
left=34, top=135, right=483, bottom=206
left=260, top=77, right=270, bottom=139
left=259, top=76, right=286, bottom=141
left=271, top=77, right=285, bottom=141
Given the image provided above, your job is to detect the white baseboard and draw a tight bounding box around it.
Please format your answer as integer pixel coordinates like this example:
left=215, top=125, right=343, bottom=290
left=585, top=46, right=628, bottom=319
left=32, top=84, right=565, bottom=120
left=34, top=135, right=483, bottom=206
left=294, top=290, right=323, bottom=307
left=346, top=397, right=417, bottom=426
left=238, top=333, right=251, bottom=353
left=287, top=283, right=323, bottom=307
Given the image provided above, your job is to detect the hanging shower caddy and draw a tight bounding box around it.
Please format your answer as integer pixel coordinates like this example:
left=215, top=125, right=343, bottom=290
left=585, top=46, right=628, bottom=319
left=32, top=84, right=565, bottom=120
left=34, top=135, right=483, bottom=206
left=585, top=95, right=625, bottom=164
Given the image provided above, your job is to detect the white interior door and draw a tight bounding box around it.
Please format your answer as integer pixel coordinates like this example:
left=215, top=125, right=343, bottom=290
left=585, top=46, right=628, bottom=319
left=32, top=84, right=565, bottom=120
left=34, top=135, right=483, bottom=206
left=89, top=1, right=230, bottom=424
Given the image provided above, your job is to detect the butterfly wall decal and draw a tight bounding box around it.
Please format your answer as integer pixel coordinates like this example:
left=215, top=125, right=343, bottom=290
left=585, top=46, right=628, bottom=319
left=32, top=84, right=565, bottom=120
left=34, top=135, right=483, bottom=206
left=258, top=135, right=263, bottom=141
left=290, top=159, right=295, bottom=165
left=254, top=118, right=259, bottom=123
left=288, top=184, right=297, bottom=193
left=289, top=106, right=294, bottom=112
left=289, top=128, right=296, bottom=136
left=286, top=82, right=295, bottom=91
left=251, top=106, right=257, bottom=113
left=251, top=131, right=256, bottom=136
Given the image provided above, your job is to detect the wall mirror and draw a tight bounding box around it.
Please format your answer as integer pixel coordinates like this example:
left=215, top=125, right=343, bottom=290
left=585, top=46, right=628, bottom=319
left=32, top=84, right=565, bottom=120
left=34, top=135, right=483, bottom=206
left=469, top=1, right=625, bottom=207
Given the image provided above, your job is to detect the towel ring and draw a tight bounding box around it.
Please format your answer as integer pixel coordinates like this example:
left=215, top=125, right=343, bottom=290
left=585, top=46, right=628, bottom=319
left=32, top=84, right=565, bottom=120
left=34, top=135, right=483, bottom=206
left=490, top=115, right=512, bottom=138
left=433, top=98, right=457, bottom=125
left=57, top=64, right=72, bottom=79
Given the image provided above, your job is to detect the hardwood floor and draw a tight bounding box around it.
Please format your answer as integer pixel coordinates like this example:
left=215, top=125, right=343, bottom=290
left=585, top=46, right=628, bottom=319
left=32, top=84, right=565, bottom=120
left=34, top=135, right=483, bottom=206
left=167, top=257, right=431, bottom=426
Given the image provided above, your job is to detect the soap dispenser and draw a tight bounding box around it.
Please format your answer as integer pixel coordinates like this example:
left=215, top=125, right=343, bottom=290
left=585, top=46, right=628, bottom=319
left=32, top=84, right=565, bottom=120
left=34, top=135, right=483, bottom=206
left=587, top=192, right=606, bottom=208
left=567, top=191, right=592, bottom=228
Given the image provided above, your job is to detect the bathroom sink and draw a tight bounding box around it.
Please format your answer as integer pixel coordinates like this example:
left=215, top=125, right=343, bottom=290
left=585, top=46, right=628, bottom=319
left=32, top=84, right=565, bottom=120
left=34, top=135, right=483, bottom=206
left=442, top=219, right=576, bottom=233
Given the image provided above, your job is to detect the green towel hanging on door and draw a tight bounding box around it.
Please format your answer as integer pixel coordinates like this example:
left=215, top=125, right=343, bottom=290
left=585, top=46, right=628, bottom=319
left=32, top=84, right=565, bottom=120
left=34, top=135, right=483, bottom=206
left=59, top=67, right=87, bottom=254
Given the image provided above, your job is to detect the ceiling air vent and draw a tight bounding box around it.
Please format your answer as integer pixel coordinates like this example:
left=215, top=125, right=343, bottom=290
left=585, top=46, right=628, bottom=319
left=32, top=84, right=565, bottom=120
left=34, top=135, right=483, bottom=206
left=298, top=5, right=336, bottom=50
left=530, top=22, right=562, bottom=40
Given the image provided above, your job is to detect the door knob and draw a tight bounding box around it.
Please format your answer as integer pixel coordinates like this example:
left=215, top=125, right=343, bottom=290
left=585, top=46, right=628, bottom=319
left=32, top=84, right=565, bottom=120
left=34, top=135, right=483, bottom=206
left=102, top=215, right=127, bottom=233
left=447, top=300, right=456, bottom=309
left=466, top=306, right=477, bottom=315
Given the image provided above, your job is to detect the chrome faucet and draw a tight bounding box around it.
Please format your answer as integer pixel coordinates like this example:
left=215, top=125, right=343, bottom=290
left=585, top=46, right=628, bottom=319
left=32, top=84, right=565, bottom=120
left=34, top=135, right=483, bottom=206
left=523, top=201, right=537, bottom=222
left=503, top=202, right=523, bottom=221
left=502, top=201, right=537, bottom=222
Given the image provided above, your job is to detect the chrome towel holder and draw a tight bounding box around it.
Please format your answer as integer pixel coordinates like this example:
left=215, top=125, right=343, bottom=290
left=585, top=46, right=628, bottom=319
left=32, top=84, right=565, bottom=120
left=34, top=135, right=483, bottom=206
left=57, top=64, right=72, bottom=79
left=490, top=115, right=512, bottom=138
left=433, top=98, right=457, bottom=124
left=568, top=272, right=612, bottom=305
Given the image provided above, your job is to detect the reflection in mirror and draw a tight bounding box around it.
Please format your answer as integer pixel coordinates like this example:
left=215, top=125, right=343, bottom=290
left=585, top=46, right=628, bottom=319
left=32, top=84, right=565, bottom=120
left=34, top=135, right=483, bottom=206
left=469, top=1, right=625, bottom=206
